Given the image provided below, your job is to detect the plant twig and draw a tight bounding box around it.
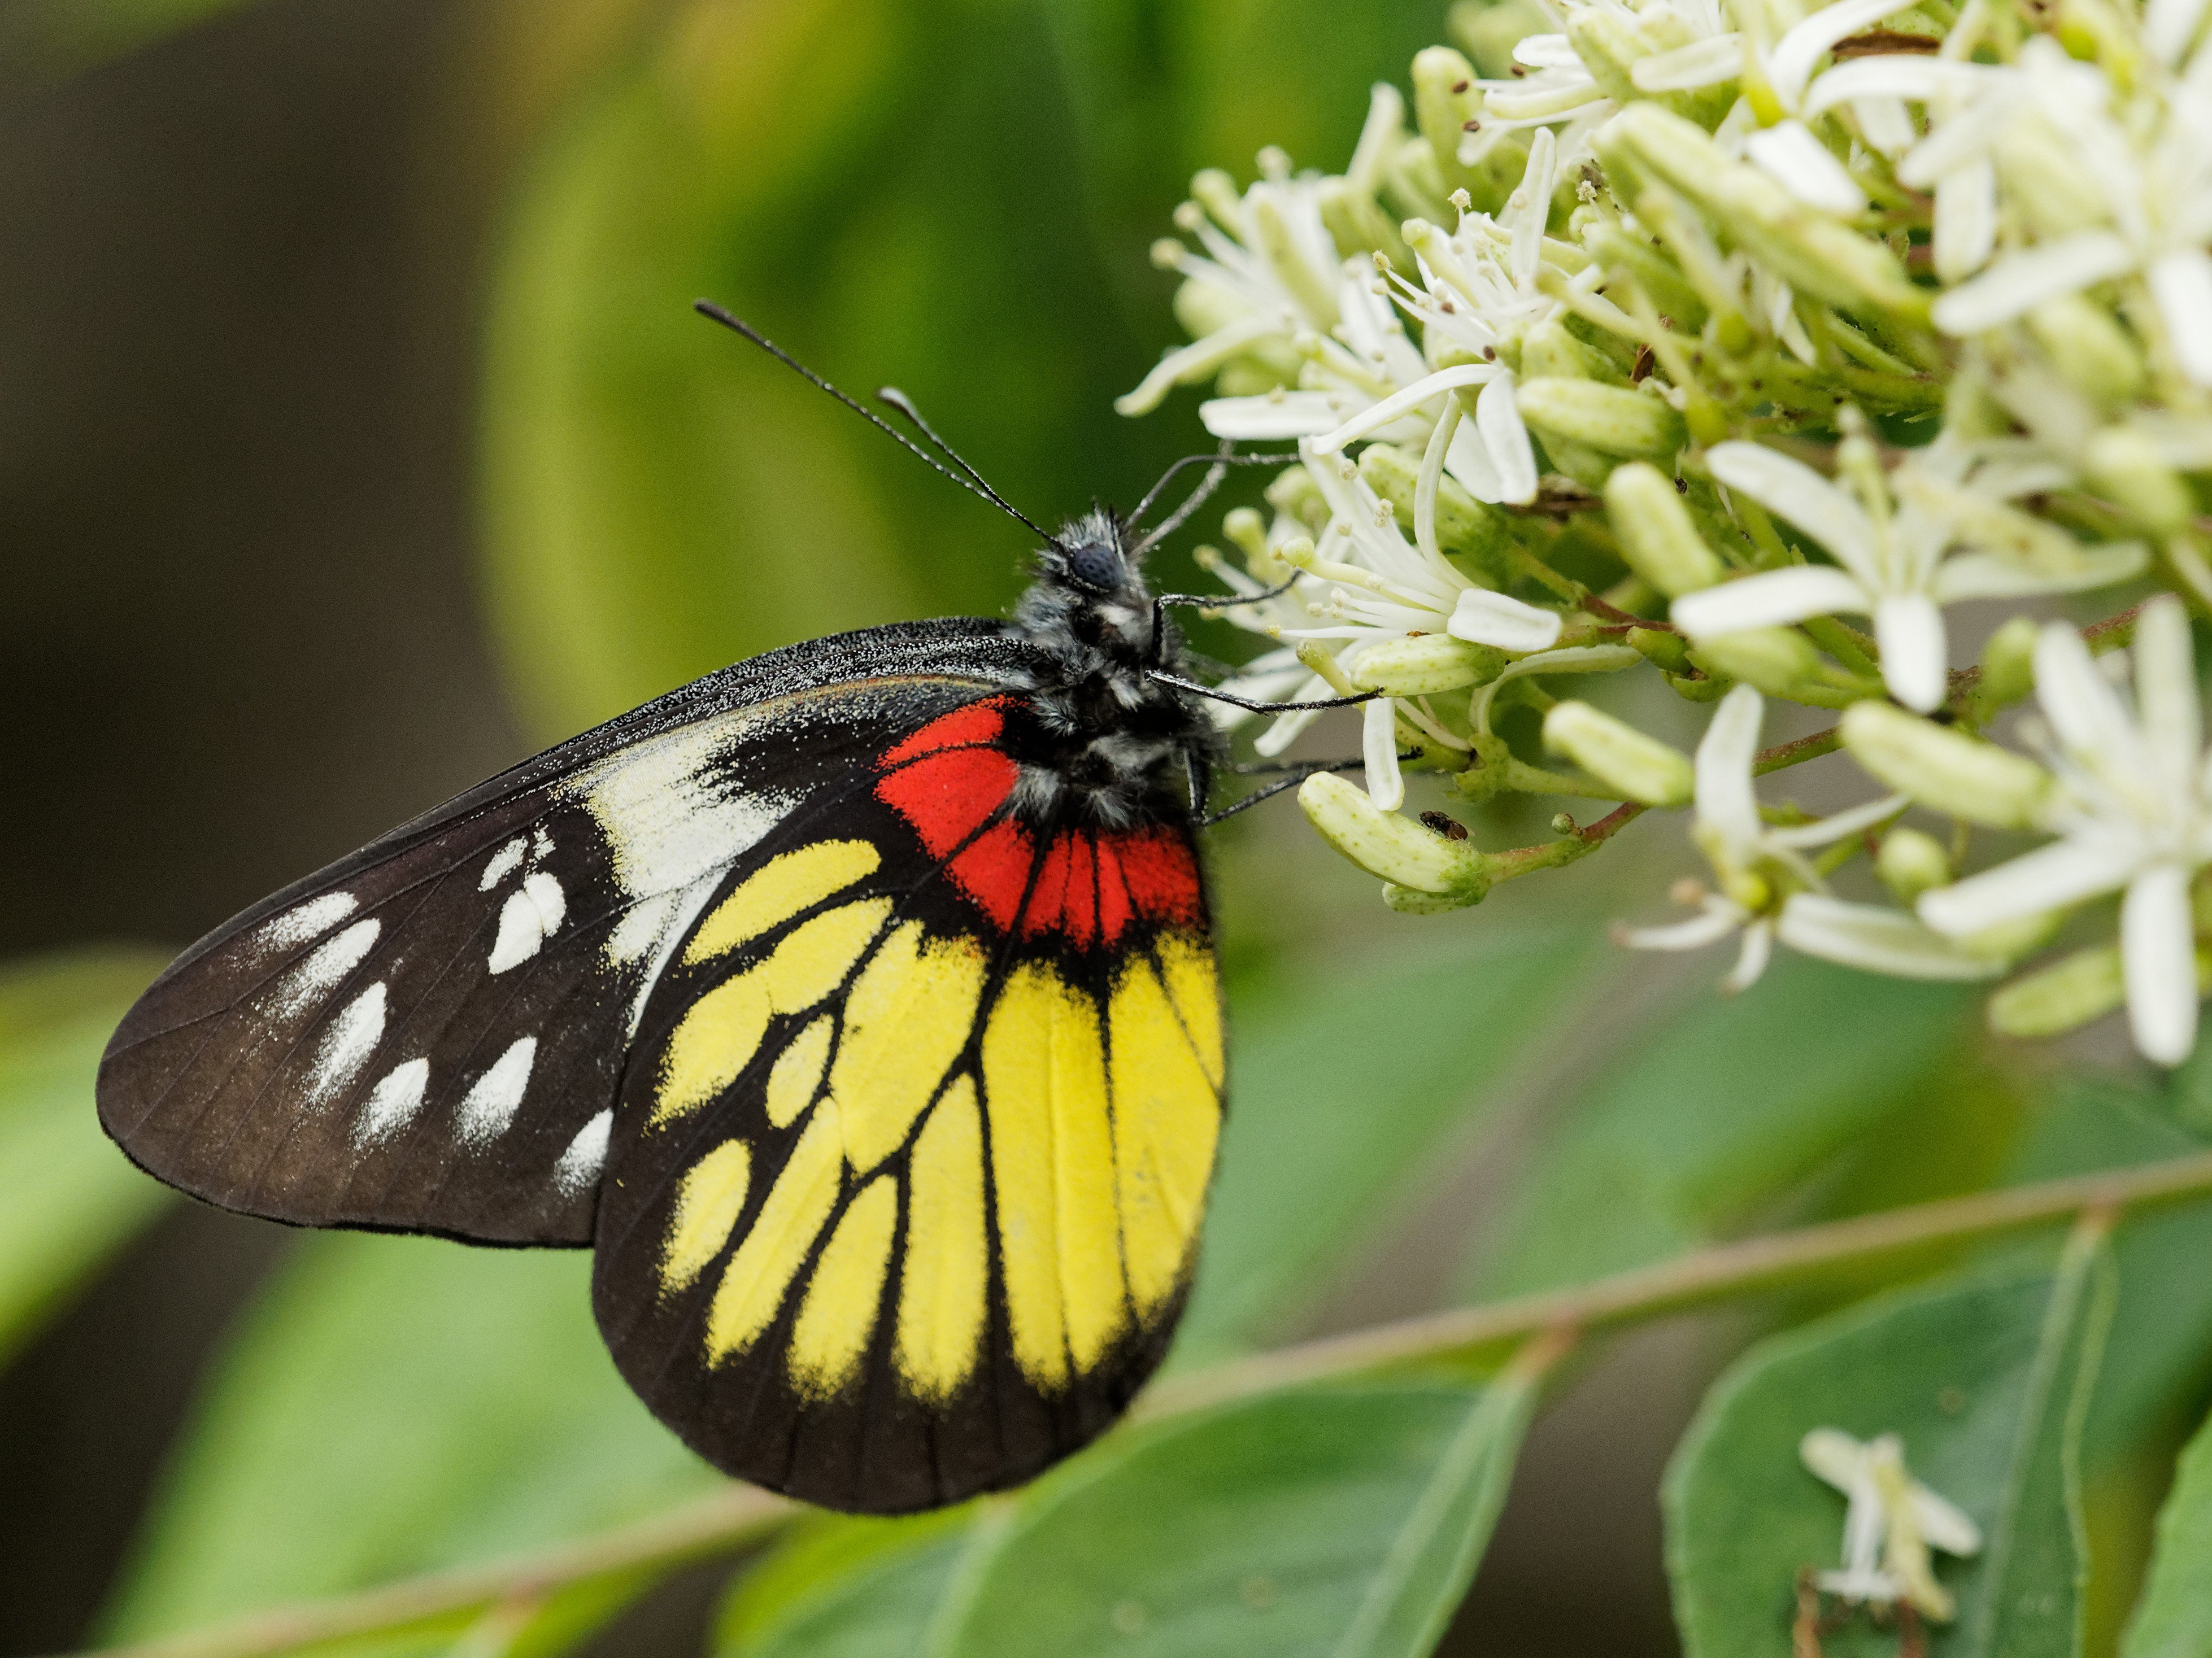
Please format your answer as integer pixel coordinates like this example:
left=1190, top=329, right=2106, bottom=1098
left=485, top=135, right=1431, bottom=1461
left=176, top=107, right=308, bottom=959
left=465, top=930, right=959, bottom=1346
left=61, top=1149, right=2212, bottom=1658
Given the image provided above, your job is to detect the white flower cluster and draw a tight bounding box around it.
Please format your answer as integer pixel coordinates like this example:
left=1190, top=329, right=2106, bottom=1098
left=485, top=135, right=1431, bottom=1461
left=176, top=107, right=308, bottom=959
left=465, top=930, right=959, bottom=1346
left=1125, top=0, right=2212, bottom=1066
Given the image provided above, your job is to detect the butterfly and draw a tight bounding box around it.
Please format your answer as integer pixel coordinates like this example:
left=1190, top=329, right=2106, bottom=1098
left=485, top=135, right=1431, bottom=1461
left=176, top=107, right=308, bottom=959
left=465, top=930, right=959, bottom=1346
left=95, top=307, right=1369, bottom=1514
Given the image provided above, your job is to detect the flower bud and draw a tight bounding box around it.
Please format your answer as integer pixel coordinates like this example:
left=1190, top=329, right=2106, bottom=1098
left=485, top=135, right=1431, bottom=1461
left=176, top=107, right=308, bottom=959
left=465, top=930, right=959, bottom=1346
left=1349, top=634, right=1509, bottom=695
left=1875, top=826, right=1952, bottom=905
left=2027, top=293, right=2145, bottom=403
left=1521, top=317, right=1619, bottom=383
left=1841, top=702, right=2053, bottom=831
left=1412, top=47, right=1486, bottom=197
left=1987, top=944, right=2124, bottom=1037
left=1564, top=7, right=1644, bottom=103
left=1515, top=377, right=1687, bottom=459
left=1265, top=465, right=1330, bottom=534
left=1542, top=700, right=1695, bottom=805
left=1977, top=616, right=2040, bottom=710
left=1688, top=626, right=1822, bottom=697
left=1596, top=104, right=1928, bottom=321
left=1300, top=772, right=1490, bottom=899
left=2083, top=427, right=2194, bottom=534
left=1627, top=625, right=1693, bottom=672
left=1604, top=463, right=1725, bottom=596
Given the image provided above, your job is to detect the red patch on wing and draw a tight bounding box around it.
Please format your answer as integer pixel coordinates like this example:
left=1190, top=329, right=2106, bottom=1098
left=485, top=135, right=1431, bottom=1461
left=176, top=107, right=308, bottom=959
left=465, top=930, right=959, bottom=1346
left=880, top=700, right=1008, bottom=769
left=947, top=819, right=1034, bottom=932
left=1112, top=828, right=1204, bottom=927
left=1021, top=832, right=1100, bottom=948
left=1094, top=840, right=1134, bottom=942
left=874, top=746, right=1018, bottom=859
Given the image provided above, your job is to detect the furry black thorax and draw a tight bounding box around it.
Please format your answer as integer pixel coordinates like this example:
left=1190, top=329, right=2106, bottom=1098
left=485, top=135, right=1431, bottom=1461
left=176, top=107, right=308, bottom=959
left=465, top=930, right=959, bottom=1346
left=1002, top=508, right=1221, bottom=829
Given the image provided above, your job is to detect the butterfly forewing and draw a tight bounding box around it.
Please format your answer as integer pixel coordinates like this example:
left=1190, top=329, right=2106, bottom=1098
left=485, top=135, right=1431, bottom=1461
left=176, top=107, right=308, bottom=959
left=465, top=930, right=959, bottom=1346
left=591, top=693, right=1225, bottom=1512
left=97, top=622, right=1038, bottom=1246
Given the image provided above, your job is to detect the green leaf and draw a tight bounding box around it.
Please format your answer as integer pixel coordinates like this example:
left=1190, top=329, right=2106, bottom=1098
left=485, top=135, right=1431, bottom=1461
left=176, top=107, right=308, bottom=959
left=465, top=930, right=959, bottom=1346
left=722, top=1375, right=1540, bottom=1658
left=1664, top=1234, right=2117, bottom=1658
left=716, top=1510, right=977, bottom=1658
left=0, top=946, right=171, bottom=1368
left=935, top=1378, right=1537, bottom=1658
left=1173, top=926, right=1600, bottom=1366
left=102, top=1233, right=720, bottom=1652
left=2119, top=1404, right=2212, bottom=1658
left=1470, top=955, right=1977, bottom=1297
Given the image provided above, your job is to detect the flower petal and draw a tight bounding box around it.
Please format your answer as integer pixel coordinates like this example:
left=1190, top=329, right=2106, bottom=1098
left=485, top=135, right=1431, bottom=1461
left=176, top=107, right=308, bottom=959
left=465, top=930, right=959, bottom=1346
left=1477, top=375, right=1540, bottom=507
left=1874, top=592, right=1949, bottom=712
left=1696, top=683, right=1766, bottom=847
left=1769, top=0, right=1919, bottom=106
left=2148, top=248, right=2212, bottom=387
left=1918, top=834, right=2139, bottom=934
left=1722, top=918, right=1777, bottom=992
left=1931, top=158, right=1997, bottom=283
left=1708, top=442, right=1884, bottom=579
left=1200, top=390, right=1362, bottom=440
left=1673, top=565, right=1872, bottom=637
left=1931, top=232, right=2139, bottom=336
left=1451, top=588, right=1565, bottom=652
left=1746, top=120, right=1868, bottom=215
left=2121, top=862, right=2200, bottom=1064
left=1632, top=34, right=1745, bottom=91
left=1309, top=364, right=1494, bottom=454
left=1931, top=543, right=2148, bottom=601
left=1618, top=900, right=1751, bottom=952
left=2131, top=596, right=2202, bottom=799
left=1364, top=695, right=1406, bottom=811
left=1804, top=55, right=1987, bottom=115
left=1766, top=791, right=1908, bottom=848
left=2035, top=621, right=2145, bottom=774
left=1778, top=893, right=2008, bottom=979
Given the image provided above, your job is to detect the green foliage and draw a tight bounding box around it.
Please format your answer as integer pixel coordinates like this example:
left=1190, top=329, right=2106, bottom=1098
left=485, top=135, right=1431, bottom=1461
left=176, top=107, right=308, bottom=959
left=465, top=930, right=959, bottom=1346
left=1470, top=957, right=1978, bottom=1297
left=102, top=1234, right=718, bottom=1650
left=0, top=948, right=169, bottom=1367
left=3, top=0, right=273, bottom=68
left=1665, top=1238, right=2115, bottom=1658
left=1176, top=925, right=1599, bottom=1365
left=2122, top=1406, right=2212, bottom=1658
left=719, top=1377, right=1538, bottom=1658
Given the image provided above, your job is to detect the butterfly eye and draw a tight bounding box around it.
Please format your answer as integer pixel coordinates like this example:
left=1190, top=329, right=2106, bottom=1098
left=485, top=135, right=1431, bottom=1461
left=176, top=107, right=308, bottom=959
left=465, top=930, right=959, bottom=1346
left=1064, top=543, right=1120, bottom=591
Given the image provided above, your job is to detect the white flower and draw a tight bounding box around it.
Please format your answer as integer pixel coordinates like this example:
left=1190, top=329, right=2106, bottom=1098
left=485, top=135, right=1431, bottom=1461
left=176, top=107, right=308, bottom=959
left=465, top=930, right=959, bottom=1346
left=1117, top=151, right=1342, bottom=416
left=1801, top=1428, right=1982, bottom=1621
left=1632, top=0, right=1928, bottom=214
left=1672, top=430, right=2145, bottom=712
left=1618, top=685, right=2001, bottom=988
left=1919, top=597, right=2212, bottom=1064
left=1263, top=440, right=1564, bottom=807
left=1893, top=36, right=2212, bottom=385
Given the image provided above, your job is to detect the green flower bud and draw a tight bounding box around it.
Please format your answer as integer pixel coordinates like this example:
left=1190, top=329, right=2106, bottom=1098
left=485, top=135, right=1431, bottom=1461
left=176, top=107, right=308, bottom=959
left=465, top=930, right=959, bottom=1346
left=1350, top=634, right=1510, bottom=695
left=1300, top=772, right=1491, bottom=899
left=2027, top=293, right=2145, bottom=403
left=1412, top=47, right=1484, bottom=195
left=1521, top=317, right=1619, bottom=383
left=1265, top=464, right=1331, bottom=534
left=1875, top=826, right=1952, bottom=905
left=1987, top=944, right=2125, bottom=1037
left=1358, top=442, right=1515, bottom=581
left=1955, top=906, right=2066, bottom=965
left=2084, top=427, right=2194, bottom=535
left=1542, top=700, right=1695, bottom=805
left=1596, top=105, right=1928, bottom=322
left=1564, top=8, right=1644, bottom=104
left=1841, top=702, right=2053, bottom=831
left=1978, top=616, right=2040, bottom=710
left=1688, top=626, right=1822, bottom=697
left=1604, top=463, right=1725, bottom=596
left=1515, top=377, right=1687, bottom=459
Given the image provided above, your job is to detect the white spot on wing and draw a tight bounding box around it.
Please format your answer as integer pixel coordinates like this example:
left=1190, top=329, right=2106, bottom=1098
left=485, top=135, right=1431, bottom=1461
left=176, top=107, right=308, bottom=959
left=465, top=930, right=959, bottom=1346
left=532, top=826, right=554, bottom=859
left=486, top=871, right=568, bottom=974
left=480, top=837, right=526, bottom=891
left=555, top=1109, right=612, bottom=1193
left=255, top=891, right=359, bottom=954
left=456, top=1036, right=537, bottom=1145
left=565, top=718, right=795, bottom=1031
left=307, top=981, right=386, bottom=1103
left=355, top=1057, right=429, bottom=1145
left=270, top=918, right=382, bottom=1018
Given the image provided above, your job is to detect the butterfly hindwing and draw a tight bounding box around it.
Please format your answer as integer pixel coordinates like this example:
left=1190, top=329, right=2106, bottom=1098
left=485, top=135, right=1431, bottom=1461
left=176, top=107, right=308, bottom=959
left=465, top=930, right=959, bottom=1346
left=97, top=620, right=1042, bottom=1245
left=590, top=693, right=1226, bottom=1512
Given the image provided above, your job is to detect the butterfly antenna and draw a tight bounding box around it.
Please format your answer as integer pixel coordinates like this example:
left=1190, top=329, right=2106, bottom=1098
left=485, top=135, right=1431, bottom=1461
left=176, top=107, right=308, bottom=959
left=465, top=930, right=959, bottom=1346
left=874, top=387, right=1055, bottom=544
left=1127, top=447, right=1294, bottom=555
left=694, top=300, right=1059, bottom=546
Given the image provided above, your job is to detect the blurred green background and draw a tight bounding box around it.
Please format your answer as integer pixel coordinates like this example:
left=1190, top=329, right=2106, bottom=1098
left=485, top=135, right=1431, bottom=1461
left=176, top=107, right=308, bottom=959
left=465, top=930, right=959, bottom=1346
left=0, top=2, right=2197, bottom=1656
